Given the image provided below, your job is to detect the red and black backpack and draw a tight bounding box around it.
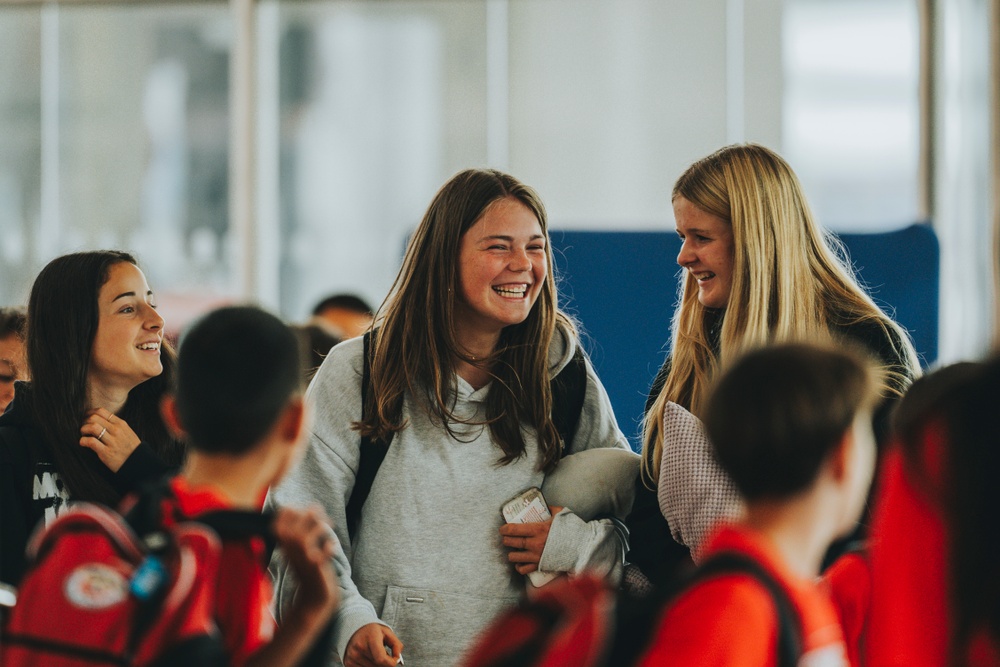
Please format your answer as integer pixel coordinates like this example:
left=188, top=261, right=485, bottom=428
left=462, top=551, right=803, bottom=667
left=1, top=483, right=273, bottom=667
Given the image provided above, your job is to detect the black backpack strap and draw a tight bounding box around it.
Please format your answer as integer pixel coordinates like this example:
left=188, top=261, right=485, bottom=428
left=345, top=332, right=392, bottom=542
left=201, top=502, right=341, bottom=667
left=116, top=480, right=278, bottom=664
left=551, top=346, right=588, bottom=456
left=682, top=553, right=802, bottom=667
left=604, top=573, right=680, bottom=665
left=196, top=509, right=277, bottom=566
left=123, top=480, right=277, bottom=559
left=121, top=479, right=172, bottom=539
left=116, top=481, right=183, bottom=661
left=606, top=551, right=803, bottom=667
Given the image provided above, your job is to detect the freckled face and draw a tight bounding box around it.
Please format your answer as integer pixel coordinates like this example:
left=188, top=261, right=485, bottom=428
left=88, top=262, right=165, bottom=395
left=674, top=196, right=735, bottom=310
left=455, top=197, right=548, bottom=342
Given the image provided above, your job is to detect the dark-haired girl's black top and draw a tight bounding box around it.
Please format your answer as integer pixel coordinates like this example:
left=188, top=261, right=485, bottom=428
left=0, top=383, right=171, bottom=586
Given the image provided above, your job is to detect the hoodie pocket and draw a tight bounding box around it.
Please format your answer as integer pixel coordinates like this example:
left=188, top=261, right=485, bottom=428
left=381, top=585, right=520, bottom=667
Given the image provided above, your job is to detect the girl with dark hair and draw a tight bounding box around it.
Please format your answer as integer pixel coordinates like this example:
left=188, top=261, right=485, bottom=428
left=268, top=169, right=630, bottom=667
left=0, top=250, right=183, bottom=587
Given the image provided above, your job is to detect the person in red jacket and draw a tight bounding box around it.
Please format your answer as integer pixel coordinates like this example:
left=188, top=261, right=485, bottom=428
left=823, top=361, right=997, bottom=667
left=160, top=305, right=340, bottom=667
left=638, top=342, right=881, bottom=667
left=845, top=363, right=978, bottom=667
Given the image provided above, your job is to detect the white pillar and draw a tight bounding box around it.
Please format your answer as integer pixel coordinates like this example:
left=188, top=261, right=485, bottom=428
left=39, top=3, right=60, bottom=260
left=486, top=0, right=510, bottom=170
left=256, top=0, right=281, bottom=311
left=230, top=0, right=257, bottom=300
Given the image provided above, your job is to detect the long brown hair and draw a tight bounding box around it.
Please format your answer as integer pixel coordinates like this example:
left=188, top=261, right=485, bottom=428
left=642, top=144, right=919, bottom=483
left=25, top=251, right=182, bottom=505
left=355, top=168, right=574, bottom=472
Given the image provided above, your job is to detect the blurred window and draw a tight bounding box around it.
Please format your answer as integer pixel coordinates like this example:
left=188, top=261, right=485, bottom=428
left=271, top=1, right=489, bottom=318
left=0, top=4, right=232, bottom=334
left=782, top=0, right=920, bottom=231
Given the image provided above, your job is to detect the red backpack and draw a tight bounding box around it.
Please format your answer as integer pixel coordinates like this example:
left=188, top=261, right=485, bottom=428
left=1, top=486, right=272, bottom=667
left=462, top=552, right=802, bottom=667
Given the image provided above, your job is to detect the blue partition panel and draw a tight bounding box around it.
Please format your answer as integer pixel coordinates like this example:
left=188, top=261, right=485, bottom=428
left=838, top=225, right=939, bottom=368
left=551, top=224, right=939, bottom=449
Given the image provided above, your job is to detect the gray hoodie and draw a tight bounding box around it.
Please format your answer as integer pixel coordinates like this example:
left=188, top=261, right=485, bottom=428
left=268, top=324, right=629, bottom=666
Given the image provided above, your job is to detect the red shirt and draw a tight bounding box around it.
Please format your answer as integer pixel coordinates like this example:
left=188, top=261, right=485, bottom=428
left=821, top=551, right=869, bottom=667
left=637, top=525, right=848, bottom=667
left=863, top=447, right=948, bottom=667
left=168, top=476, right=275, bottom=667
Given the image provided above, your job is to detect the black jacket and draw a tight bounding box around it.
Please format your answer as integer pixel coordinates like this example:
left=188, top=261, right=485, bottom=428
left=624, top=315, right=916, bottom=587
left=0, top=383, right=170, bottom=587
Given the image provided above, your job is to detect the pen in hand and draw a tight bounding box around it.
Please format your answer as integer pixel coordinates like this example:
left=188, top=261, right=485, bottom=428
left=385, top=644, right=404, bottom=665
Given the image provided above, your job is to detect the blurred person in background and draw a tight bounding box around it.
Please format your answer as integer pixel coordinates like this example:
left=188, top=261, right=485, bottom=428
left=0, top=307, right=28, bottom=414
left=311, top=294, right=374, bottom=340
left=293, top=322, right=342, bottom=384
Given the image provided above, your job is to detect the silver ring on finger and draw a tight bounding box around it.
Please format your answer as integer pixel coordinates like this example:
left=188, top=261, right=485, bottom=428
left=97, top=426, right=107, bottom=442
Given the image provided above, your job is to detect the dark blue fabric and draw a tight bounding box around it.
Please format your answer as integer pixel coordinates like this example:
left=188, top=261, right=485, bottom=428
left=550, top=224, right=939, bottom=448
left=838, top=224, right=939, bottom=366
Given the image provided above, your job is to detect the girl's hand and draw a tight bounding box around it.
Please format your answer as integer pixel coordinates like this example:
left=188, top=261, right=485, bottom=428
left=345, top=623, right=404, bottom=667
left=80, top=408, right=141, bottom=472
left=499, top=505, right=564, bottom=574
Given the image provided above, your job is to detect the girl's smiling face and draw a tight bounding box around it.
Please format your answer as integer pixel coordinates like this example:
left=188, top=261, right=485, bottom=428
left=674, top=196, right=735, bottom=310
left=455, top=197, right=548, bottom=343
left=88, top=262, right=165, bottom=396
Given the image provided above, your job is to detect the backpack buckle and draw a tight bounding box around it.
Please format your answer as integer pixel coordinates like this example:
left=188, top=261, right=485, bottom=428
left=130, top=555, right=166, bottom=600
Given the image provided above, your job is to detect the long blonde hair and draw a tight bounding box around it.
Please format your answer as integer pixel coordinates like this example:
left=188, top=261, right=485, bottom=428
left=356, top=168, right=574, bottom=472
left=642, top=144, right=919, bottom=483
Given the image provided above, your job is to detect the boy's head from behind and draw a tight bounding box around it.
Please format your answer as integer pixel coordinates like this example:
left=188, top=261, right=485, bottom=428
left=173, top=306, right=304, bottom=455
left=705, top=343, right=880, bottom=511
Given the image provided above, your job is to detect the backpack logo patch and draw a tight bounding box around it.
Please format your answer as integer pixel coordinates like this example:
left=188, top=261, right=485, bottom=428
left=64, top=563, right=128, bottom=609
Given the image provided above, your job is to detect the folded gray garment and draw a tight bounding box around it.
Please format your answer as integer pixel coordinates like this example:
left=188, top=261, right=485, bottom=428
left=541, top=448, right=641, bottom=521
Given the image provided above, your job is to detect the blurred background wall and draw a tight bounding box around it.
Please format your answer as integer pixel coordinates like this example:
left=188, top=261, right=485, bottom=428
left=0, top=0, right=995, bottom=368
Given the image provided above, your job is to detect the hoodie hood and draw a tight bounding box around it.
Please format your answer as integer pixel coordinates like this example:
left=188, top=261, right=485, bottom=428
left=547, top=320, right=580, bottom=379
